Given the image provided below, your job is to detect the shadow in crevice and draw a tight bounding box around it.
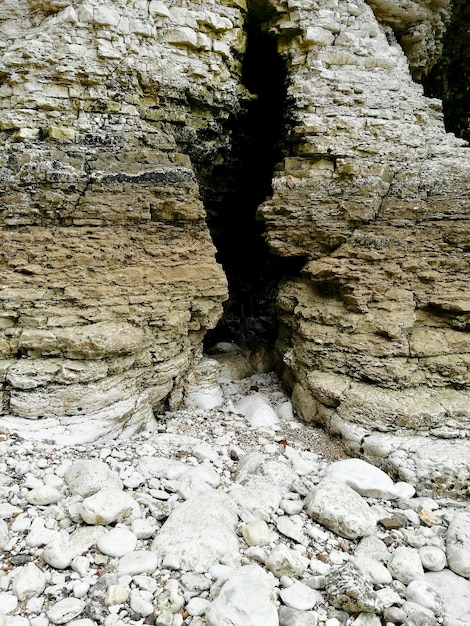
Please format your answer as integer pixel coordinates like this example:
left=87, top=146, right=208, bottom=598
left=203, top=3, right=302, bottom=350
left=421, top=0, right=470, bottom=143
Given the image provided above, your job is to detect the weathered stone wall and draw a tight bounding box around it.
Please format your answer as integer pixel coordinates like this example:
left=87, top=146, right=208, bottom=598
left=0, top=0, right=469, bottom=494
left=257, top=0, right=470, bottom=495
left=0, top=0, right=245, bottom=441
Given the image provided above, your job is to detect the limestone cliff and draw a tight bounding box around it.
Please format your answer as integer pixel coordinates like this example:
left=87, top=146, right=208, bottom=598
left=0, top=0, right=469, bottom=494
left=0, top=0, right=237, bottom=440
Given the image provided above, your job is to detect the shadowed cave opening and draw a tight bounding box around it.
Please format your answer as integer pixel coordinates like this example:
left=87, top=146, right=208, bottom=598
left=422, top=0, right=470, bottom=143
left=200, top=4, right=302, bottom=352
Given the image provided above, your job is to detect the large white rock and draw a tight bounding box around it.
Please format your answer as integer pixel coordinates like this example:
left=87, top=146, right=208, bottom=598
left=79, top=488, right=141, bottom=525
left=279, top=582, right=322, bottom=611
left=241, top=520, right=270, bottom=547
left=0, top=592, right=18, bottom=613
left=11, top=563, right=47, bottom=601
left=229, top=483, right=283, bottom=514
left=205, top=564, right=278, bottom=626
left=25, top=485, right=62, bottom=505
left=351, top=556, right=392, bottom=586
left=324, top=458, right=398, bottom=499
left=116, top=551, right=159, bottom=576
left=64, top=460, right=123, bottom=497
left=97, top=526, right=138, bottom=557
left=418, top=545, right=447, bottom=572
left=177, top=464, right=221, bottom=500
left=235, top=451, right=298, bottom=494
left=234, top=393, right=280, bottom=428
left=387, top=547, right=425, bottom=585
left=426, top=569, right=470, bottom=625
left=304, top=479, right=376, bottom=539
left=47, top=598, right=86, bottom=624
left=446, top=511, right=470, bottom=578
left=152, top=490, right=239, bottom=573
left=406, top=580, right=443, bottom=615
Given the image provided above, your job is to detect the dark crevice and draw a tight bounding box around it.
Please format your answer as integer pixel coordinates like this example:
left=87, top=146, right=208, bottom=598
left=421, top=0, right=470, bottom=143
left=191, top=1, right=302, bottom=350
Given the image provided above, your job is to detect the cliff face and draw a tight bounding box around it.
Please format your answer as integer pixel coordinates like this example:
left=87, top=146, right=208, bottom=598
left=0, top=0, right=469, bottom=489
left=0, top=0, right=238, bottom=440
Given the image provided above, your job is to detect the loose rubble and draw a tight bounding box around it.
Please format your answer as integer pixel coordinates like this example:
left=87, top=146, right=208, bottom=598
left=1, top=371, right=469, bottom=626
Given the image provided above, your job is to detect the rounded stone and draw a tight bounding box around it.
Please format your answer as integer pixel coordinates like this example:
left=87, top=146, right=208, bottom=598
left=64, top=460, right=123, bottom=497
left=47, top=598, right=86, bottom=624
left=97, top=526, right=138, bottom=557
left=418, top=545, right=446, bottom=572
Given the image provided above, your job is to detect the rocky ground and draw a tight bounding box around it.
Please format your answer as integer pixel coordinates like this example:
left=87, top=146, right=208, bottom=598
left=0, top=369, right=470, bottom=626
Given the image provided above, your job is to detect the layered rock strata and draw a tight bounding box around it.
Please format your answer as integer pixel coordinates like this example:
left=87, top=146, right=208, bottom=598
left=0, top=0, right=469, bottom=496
left=258, top=0, right=470, bottom=495
left=0, top=0, right=237, bottom=440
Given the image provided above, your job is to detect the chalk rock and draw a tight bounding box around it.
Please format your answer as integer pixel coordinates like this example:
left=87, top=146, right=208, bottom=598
left=265, top=543, right=309, bottom=578
left=446, top=511, right=470, bottom=578
left=79, top=488, right=141, bottom=525
left=184, top=358, right=223, bottom=410
left=278, top=606, right=318, bottom=626
left=304, top=479, right=376, bottom=539
left=406, top=580, right=443, bottom=615
left=351, top=556, right=392, bottom=586
left=152, top=490, right=239, bottom=572
left=324, top=459, right=398, bottom=499
left=47, top=598, right=85, bottom=624
left=11, top=563, right=47, bottom=601
left=105, top=584, right=131, bottom=606
left=241, top=520, right=271, bottom=546
left=234, top=393, right=280, bottom=428
left=0, top=592, right=18, bottom=613
left=426, top=569, right=470, bottom=625
left=205, top=564, right=278, bottom=626
left=25, top=485, right=62, bottom=505
left=177, top=464, right=221, bottom=499
left=235, top=451, right=298, bottom=493
left=43, top=526, right=106, bottom=569
left=279, top=581, right=322, bottom=611
left=64, top=460, right=123, bottom=496
left=388, top=547, right=425, bottom=585
left=355, top=536, right=390, bottom=564
left=418, top=545, right=447, bottom=572
left=116, top=551, right=159, bottom=576
left=229, top=483, right=283, bottom=514
left=97, top=526, right=138, bottom=557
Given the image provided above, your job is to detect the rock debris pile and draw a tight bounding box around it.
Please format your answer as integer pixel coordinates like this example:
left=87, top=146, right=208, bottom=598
left=1, top=372, right=469, bottom=626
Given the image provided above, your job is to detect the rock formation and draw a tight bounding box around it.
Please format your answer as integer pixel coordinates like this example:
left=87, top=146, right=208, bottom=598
left=0, top=0, right=469, bottom=493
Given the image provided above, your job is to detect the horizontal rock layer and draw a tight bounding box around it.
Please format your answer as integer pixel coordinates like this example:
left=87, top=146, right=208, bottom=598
left=0, top=0, right=469, bottom=493
left=256, top=0, right=470, bottom=493
left=0, top=0, right=238, bottom=439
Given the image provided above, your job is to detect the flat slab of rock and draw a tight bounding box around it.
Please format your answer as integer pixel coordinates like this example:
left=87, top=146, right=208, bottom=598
left=205, top=564, right=278, bottom=626
left=324, top=458, right=398, bottom=499
left=304, top=478, right=376, bottom=539
left=152, top=490, right=239, bottom=573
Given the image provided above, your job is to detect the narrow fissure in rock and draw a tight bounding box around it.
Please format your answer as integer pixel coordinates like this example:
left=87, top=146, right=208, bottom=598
left=197, top=1, right=302, bottom=352
left=422, top=0, right=470, bottom=143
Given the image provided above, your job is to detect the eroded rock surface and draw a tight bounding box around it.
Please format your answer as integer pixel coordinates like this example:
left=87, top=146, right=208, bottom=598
left=0, top=0, right=469, bottom=495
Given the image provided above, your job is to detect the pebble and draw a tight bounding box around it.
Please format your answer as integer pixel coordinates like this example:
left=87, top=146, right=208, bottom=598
left=0, top=370, right=468, bottom=626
